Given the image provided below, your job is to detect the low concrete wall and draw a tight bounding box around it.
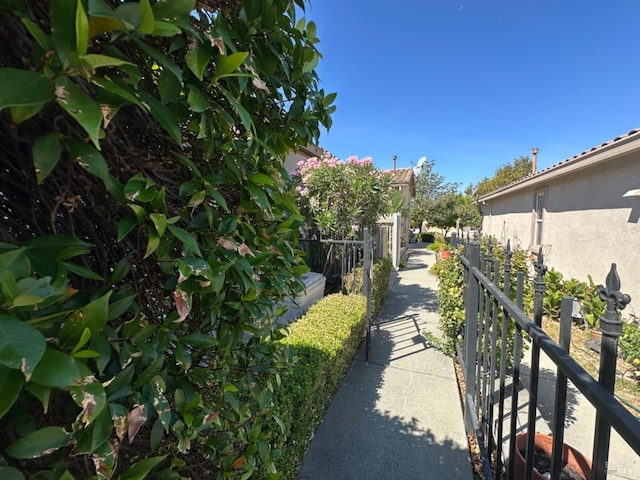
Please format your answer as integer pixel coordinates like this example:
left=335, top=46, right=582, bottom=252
left=275, top=272, right=326, bottom=325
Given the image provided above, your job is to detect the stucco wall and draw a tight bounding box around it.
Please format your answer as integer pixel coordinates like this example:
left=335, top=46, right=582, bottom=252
left=480, top=152, right=640, bottom=318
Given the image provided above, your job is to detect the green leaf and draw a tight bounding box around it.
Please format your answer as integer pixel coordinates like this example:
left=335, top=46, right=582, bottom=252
left=63, top=261, right=104, bottom=281
left=0, top=319, right=46, bottom=380
left=152, top=20, right=182, bottom=37
left=220, top=87, right=253, bottom=133
left=117, top=213, right=138, bottom=241
left=167, top=225, right=201, bottom=256
left=0, top=68, right=54, bottom=111
left=180, top=333, right=216, bottom=348
left=79, top=54, right=134, bottom=70
left=75, top=0, right=89, bottom=55
left=9, top=103, right=46, bottom=123
left=249, top=173, right=274, bottom=186
left=149, top=213, right=167, bottom=236
left=0, top=365, right=24, bottom=418
left=68, top=140, right=124, bottom=199
left=12, top=277, right=55, bottom=307
left=0, top=247, right=31, bottom=278
left=118, top=456, right=166, bottom=480
left=132, top=355, right=164, bottom=389
left=214, top=52, right=248, bottom=79
left=139, top=0, right=155, bottom=33
left=185, top=39, right=214, bottom=81
left=55, top=77, right=103, bottom=149
left=92, top=76, right=142, bottom=108
left=157, top=68, right=182, bottom=104
left=133, top=39, right=182, bottom=80
left=50, top=0, right=76, bottom=65
left=25, top=382, right=52, bottom=412
left=138, top=90, right=182, bottom=144
left=187, top=87, right=210, bottom=113
left=144, top=227, right=161, bottom=259
left=21, top=18, right=52, bottom=50
left=109, top=257, right=131, bottom=284
left=33, top=133, right=62, bottom=184
left=71, top=327, right=92, bottom=354
left=59, top=292, right=112, bottom=349
left=152, top=0, right=195, bottom=19
left=30, top=347, right=82, bottom=387
left=6, top=426, right=71, bottom=459
left=0, top=466, right=25, bottom=480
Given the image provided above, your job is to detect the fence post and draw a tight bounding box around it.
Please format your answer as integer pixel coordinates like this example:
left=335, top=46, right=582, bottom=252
left=525, top=250, right=547, bottom=480
left=592, top=263, right=631, bottom=479
left=363, top=228, right=372, bottom=362
left=464, top=240, right=480, bottom=434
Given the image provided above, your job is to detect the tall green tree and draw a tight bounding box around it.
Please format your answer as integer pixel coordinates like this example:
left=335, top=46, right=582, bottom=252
left=473, top=156, right=533, bottom=197
left=409, top=159, right=459, bottom=228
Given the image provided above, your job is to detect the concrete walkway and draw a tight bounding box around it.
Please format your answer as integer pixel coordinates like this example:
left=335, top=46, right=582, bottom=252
left=297, top=243, right=473, bottom=480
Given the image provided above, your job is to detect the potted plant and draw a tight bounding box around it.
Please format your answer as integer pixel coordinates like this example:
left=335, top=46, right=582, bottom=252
left=513, top=432, right=591, bottom=480
left=439, top=243, right=451, bottom=259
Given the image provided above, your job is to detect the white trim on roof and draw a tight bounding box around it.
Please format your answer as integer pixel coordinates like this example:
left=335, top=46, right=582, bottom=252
left=477, top=128, right=640, bottom=202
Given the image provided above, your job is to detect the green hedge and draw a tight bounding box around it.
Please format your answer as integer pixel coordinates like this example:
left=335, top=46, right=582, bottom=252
left=343, top=257, right=393, bottom=319
left=272, top=293, right=367, bottom=479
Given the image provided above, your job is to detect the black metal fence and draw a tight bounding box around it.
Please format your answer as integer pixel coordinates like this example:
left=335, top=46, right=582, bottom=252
left=299, top=233, right=380, bottom=295
left=454, top=234, right=640, bottom=480
left=299, top=230, right=375, bottom=360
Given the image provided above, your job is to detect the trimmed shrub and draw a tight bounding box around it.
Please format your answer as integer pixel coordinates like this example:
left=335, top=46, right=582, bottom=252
left=343, top=257, right=393, bottom=319
left=272, top=294, right=367, bottom=478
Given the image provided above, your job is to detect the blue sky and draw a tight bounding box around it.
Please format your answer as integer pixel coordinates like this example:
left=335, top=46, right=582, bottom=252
left=304, top=1, right=640, bottom=189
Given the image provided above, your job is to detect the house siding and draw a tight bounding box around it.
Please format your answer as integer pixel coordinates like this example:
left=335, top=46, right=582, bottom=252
left=480, top=145, right=640, bottom=318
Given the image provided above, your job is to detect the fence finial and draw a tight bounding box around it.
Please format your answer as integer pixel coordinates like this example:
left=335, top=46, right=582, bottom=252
left=597, top=263, right=631, bottom=313
left=533, top=248, right=548, bottom=279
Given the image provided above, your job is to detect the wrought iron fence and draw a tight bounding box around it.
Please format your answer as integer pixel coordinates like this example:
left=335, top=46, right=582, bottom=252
left=299, top=229, right=375, bottom=360
left=453, top=234, right=640, bottom=480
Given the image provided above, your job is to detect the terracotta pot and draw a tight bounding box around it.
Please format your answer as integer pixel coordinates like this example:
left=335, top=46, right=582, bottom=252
left=441, top=250, right=451, bottom=259
left=513, top=432, right=591, bottom=480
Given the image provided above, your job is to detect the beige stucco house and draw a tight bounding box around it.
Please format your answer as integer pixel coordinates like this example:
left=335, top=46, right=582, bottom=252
left=284, top=144, right=325, bottom=173
left=477, top=129, right=640, bottom=318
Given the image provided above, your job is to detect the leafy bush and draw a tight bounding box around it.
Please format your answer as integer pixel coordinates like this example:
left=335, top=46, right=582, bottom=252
left=435, top=241, right=533, bottom=361
left=343, top=257, right=393, bottom=319
left=621, top=317, right=640, bottom=365
left=272, top=294, right=367, bottom=479
left=292, top=155, right=392, bottom=238
left=427, top=242, right=442, bottom=252
left=542, top=270, right=606, bottom=328
left=435, top=248, right=465, bottom=356
left=0, top=1, right=334, bottom=479
left=420, top=232, right=435, bottom=243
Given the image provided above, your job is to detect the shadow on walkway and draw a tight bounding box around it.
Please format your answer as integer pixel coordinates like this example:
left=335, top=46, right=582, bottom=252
left=297, top=243, right=473, bottom=480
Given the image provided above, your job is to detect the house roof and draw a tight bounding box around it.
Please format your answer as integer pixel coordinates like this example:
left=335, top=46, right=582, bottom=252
left=477, top=128, right=640, bottom=202
left=389, top=168, right=416, bottom=197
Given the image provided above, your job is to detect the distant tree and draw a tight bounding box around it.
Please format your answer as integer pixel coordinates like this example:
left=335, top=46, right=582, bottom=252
left=428, top=192, right=482, bottom=234
left=454, top=194, right=482, bottom=229
left=474, top=156, right=533, bottom=197
left=409, top=159, right=459, bottom=227
left=430, top=192, right=460, bottom=233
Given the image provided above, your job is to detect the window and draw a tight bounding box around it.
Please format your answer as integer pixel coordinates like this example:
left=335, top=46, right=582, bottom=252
left=533, top=191, right=545, bottom=246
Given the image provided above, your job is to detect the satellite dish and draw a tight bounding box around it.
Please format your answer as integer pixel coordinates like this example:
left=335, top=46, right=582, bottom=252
left=413, top=156, right=427, bottom=175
